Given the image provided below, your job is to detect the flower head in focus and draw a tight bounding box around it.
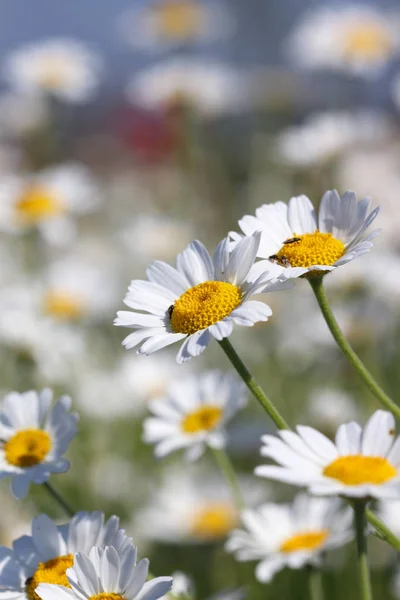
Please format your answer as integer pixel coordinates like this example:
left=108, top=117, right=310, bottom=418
left=256, top=410, right=400, bottom=500
left=0, top=164, right=99, bottom=246
left=4, top=38, right=103, bottom=103
left=115, top=232, right=286, bottom=364
left=143, top=370, right=247, bottom=460
left=36, top=545, right=172, bottom=600
left=0, top=389, right=78, bottom=498
left=231, top=191, right=380, bottom=281
left=0, top=511, right=132, bottom=600
left=227, top=494, right=352, bottom=582
left=286, top=4, right=400, bottom=77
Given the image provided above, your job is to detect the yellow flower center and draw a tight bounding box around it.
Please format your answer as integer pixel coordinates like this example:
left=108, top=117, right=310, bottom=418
left=15, top=186, right=63, bottom=224
left=26, top=554, right=73, bottom=600
left=182, top=406, right=222, bottom=434
left=191, top=503, right=237, bottom=540
left=152, top=0, right=203, bottom=41
left=280, top=530, right=329, bottom=553
left=36, top=58, right=72, bottom=90
left=343, top=22, right=393, bottom=61
left=89, top=595, right=124, bottom=600
left=170, top=281, right=242, bottom=335
left=4, top=429, right=51, bottom=468
left=323, top=455, right=397, bottom=486
left=276, top=231, right=345, bottom=269
left=43, top=291, right=84, bottom=320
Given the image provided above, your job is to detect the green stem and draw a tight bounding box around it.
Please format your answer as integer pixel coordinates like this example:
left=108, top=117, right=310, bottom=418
left=218, top=338, right=290, bottom=430
left=353, top=502, right=373, bottom=600
left=308, top=567, right=324, bottom=600
left=310, top=278, right=400, bottom=419
left=211, top=446, right=245, bottom=511
left=44, top=482, right=74, bottom=517
left=366, top=509, right=400, bottom=551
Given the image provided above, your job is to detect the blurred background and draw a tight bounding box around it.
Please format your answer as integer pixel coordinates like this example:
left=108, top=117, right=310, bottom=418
left=1, top=0, right=400, bottom=598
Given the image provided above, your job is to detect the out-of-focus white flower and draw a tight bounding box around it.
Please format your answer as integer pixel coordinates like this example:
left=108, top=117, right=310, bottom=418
left=0, top=491, right=32, bottom=546
left=117, top=0, right=233, bottom=49
left=276, top=110, right=392, bottom=167
left=143, top=370, right=246, bottom=460
left=0, top=93, right=48, bottom=137
left=0, top=164, right=99, bottom=246
left=256, top=410, right=400, bottom=500
left=0, top=388, right=78, bottom=498
left=4, top=39, right=103, bottom=103
left=227, top=494, right=352, bottom=583
left=127, top=59, right=248, bottom=117
left=377, top=499, right=400, bottom=539
left=286, top=5, right=400, bottom=76
left=134, top=467, right=263, bottom=544
left=306, top=388, right=360, bottom=433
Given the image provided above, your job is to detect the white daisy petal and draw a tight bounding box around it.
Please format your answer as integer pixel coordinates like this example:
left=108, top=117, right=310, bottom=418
left=287, top=195, right=317, bottom=234
left=225, top=233, right=261, bottom=286
left=361, top=411, right=395, bottom=456
left=147, top=261, right=188, bottom=295
left=176, top=241, right=214, bottom=285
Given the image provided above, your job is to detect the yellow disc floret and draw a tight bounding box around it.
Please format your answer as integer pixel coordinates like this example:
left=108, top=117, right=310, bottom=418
left=280, top=530, right=328, bottom=553
left=323, top=455, right=397, bottom=486
left=276, top=231, right=345, bottom=268
left=153, top=0, right=203, bottom=41
left=170, top=281, right=242, bottom=335
left=182, top=406, right=222, bottom=434
left=26, top=555, right=73, bottom=600
left=43, top=291, right=84, bottom=320
left=15, top=187, right=63, bottom=224
left=89, top=594, right=125, bottom=600
left=343, top=22, right=393, bottom=62
left=4, top=429, right=51, bottom=468
left=191, top=503, right=237, bottom=540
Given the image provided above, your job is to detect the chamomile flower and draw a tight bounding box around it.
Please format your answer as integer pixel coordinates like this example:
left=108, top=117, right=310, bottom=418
left=114, top=232, right=286, bottom=364
left=286, top=5, right=400, bottom=77
left=231, top=191, right=380, bottom=281
left=0, top=512, right=132, bottom=600
left=0, top=164, right=99, bottom=246
left=226, top=494, right=352, bottom=583
left=256, top=410, right=400, bottom=500
left=36, top=545, right=172, bottom=600
left=143, top=370, right=247, bottom=460
left=4, top=39, right=102, bottom=103
left=0, top=389, right=78, bottom=498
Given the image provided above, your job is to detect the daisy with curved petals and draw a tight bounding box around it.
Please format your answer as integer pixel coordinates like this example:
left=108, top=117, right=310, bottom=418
left=0, top=389, right=78, bottom=499
left=114, top=232, right=286, bottom=364
left=226, top=494, right=352, bottom=583
left=143, top=370, right=247, bottom=460
left=36, top=545, right=172, bottom=600
left=256, top=410, right=400, bottom=500
left=0, top=511, right=132, bottom=600
left=231, top=190, right=380, bottom=281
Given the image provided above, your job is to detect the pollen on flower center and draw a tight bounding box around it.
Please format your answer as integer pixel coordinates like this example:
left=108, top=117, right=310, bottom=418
left=343, top=23, right=393, bottom=60
left=323, top=455, right=397, bottom=485
left=170, top=281, right=242, bottom=335
left=182, top=405, right=222, bottom=434
left=15, top=186, right=63, bottom=224
left=43, top=291, right=84, bottom=320
left=26, top=554, right=73, bottom=600
left=191, top=503, right=237, bottom=539
left=88, top=594, right=125, bottom=600
left=276, top=231, right=345, bottom=268
left=153, top=0, right=203, bottom=41
left=4, top=429, right=51, bottom=468
left=280, top=530, right=329, bottom=553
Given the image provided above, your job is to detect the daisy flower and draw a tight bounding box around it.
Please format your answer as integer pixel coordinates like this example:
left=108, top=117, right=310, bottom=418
left=0, top=388, right=78, bottom=498
left=114, top=232, right=286, bottom=364
left=0, top=163, right=99, bottom=246
left=117, top=0, right=232, bottom=50
left=256, top=410, right=400, bottom=500
left=4, top=38, right=102, bottom=103
left=231, top=190, right=380, bottom=281
left=36, top=544, right=172, bottom=600
left=0, top=512, right=132, bottom=600
left=143, top=370, right=247, bottom=460
left=286, top=4, right=400, bottom=77
left=226, top=494, right=352, bottom=583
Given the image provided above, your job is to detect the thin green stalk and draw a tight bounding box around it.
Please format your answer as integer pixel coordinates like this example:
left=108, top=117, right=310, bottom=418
left=354, top=502, right=373, bottom=600
left=310, top=278, right=400, bottom=419
left=211, top=446, right=245, bottom=511
left=44, top=481, right=74, bottom=517
left=366, top=509, right=400, bottom=551
left=308, top=567, right=324, bottom=600
left=218, top=338, right=290, bottom=430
